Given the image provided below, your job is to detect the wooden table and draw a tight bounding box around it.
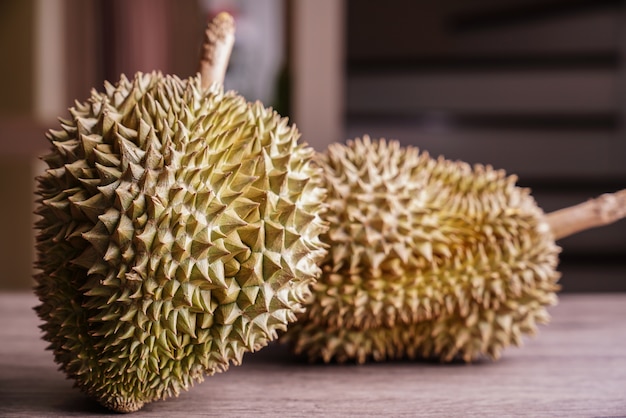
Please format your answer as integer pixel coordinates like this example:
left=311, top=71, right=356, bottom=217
left=1, top=292, right=625, bottom=417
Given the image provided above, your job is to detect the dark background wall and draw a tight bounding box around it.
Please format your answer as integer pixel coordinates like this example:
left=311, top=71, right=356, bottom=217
left=344, top=0, right=626, bottom=292
left=0, top=0, right=624, bottom=291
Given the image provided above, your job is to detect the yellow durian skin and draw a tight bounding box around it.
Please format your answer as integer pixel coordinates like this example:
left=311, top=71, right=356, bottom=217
left=283, top=136, right=561, bottom=363
left=34, top=72, right=327, bottom=412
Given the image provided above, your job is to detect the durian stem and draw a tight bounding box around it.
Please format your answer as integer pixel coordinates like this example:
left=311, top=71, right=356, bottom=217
left=546, top=188, right=626, bottom=240
left=198, top=12, right=235, bottom=89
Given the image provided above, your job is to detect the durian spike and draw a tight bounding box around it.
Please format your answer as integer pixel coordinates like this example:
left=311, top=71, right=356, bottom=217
left=547, top=188, right=626, bottom=240
left=198, top=11, right=235, bottom=89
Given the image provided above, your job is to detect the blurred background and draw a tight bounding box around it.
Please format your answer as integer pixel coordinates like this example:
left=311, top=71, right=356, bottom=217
left=0, top=0, right=624, bottom=291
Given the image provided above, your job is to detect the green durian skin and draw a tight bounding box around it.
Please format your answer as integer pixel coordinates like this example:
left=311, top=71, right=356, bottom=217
left=34, top=72, right=327, bottom=412
left=282, top=136, right=561, bottom=363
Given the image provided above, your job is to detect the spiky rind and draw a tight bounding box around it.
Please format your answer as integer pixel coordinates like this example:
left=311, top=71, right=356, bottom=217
left=282, top=136, right=560, bottom=363
left=34, top=72, right=327, bottom=412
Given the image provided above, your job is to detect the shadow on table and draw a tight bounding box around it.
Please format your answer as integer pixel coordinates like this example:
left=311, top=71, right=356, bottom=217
left=244, top=341, right=492, bottom=367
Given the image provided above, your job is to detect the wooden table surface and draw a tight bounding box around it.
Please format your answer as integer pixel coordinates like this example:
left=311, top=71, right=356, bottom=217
left=1, top=292, right=625, bottom=417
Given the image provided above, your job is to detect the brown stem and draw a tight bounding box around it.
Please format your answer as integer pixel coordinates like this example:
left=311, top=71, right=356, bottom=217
left=198, top=12, right=236, bottom=89
left=546, top=188, right=626, bottom=240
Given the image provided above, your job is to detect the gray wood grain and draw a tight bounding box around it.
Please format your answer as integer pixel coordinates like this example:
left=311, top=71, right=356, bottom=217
left=1, top=292, right=625, bottom=417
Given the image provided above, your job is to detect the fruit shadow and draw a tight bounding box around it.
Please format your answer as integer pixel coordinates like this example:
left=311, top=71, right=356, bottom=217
left=243, top=341, right=492, bottom=367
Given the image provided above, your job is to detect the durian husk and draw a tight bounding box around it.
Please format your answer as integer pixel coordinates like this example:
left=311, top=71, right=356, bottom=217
left=282, top=136, right=561, bottom=363
left=34, top=72, right=328, bottom=412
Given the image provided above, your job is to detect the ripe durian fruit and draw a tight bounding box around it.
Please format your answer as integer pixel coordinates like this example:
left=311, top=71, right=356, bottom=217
left=33, top=13, right=327, bottom=412
left=282, top=135, right=626, bottom=364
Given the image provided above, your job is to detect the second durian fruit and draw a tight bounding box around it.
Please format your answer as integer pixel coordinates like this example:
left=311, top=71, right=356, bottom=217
left=283, top=136, right=563, bottom=363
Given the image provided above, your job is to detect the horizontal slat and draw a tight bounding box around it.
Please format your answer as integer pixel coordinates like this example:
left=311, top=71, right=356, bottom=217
left=347, top=1, right=620, bottom=61
left=347, top=70, right=617, bottom=115
left=557, top=261, right=626, bottom=292
left=345, top=123, right=626, bottom=180
left=454, top=8, right=620, bottom=55
left=348, top=55, right=618, bottom=74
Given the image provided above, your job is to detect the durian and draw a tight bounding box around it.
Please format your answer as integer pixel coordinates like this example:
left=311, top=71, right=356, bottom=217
left=33, top=13, right=327, bottom=412
left=282, top=135, right=626, bottom=364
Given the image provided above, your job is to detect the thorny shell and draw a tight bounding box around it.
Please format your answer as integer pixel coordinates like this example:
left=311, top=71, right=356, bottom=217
left=282, top=136, right=561, bottom=363
left=34, top=72, right=327, bottom=412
